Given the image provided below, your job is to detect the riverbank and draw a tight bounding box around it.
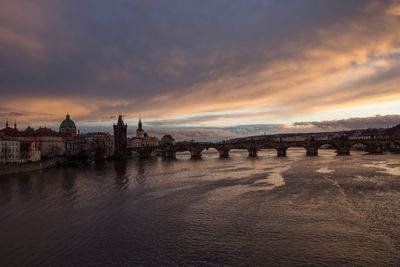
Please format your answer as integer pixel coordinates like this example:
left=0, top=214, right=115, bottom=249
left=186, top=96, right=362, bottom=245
left=0, top=157, right=66, bottom=176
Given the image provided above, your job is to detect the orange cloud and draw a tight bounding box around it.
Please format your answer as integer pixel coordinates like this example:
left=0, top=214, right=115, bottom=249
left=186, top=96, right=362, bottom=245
left=1, top=1, right=399, bottom=128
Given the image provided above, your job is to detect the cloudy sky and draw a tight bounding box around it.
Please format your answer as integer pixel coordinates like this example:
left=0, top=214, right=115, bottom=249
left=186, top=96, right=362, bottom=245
left=0, top=0, right=399, bottom=137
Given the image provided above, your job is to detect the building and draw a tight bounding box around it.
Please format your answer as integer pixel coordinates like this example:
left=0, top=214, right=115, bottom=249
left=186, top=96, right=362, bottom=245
left=59, top=114, right=77, bottom=137
left=0, top=115, right=86, bottom=162
left=0, top=120, right=19, bottom=137
left=1, top=120, right=65, bottom=160
left=130, top=138, right=143, bottom=148
left=57, top=113, right=89, bottom=157
left=64, top=135, right=86, bottom=157
left=136, top=118, right=145, bottom=138
left=142, top=132, right=159, bottom=146
left=0, top=134, right=21, bottom=164
left=29, top=127, right=65, bottom=158
left=83, top=132, right=114, bottom=160
left=128, top=118, right=159, bottom=148
left=20, top=141, right=41, bottom=162
left=113, top=114, right=127, bottom=159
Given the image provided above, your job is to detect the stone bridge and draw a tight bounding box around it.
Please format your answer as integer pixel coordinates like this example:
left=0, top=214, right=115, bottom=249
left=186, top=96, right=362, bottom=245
left=127, top=136, right=400, bottom=160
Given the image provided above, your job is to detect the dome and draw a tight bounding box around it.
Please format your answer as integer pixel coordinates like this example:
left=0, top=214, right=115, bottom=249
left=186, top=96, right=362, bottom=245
left=60, top=114, right=76, bottom=129
left=24, top=126, right=34, bottom=133
left=59, top=114, right=77, bottom=137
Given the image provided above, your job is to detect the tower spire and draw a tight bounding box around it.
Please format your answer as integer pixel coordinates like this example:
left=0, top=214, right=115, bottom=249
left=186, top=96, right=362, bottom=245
left=117, top=114, right=124, bottom=126
left=14, top=119, right=17, bottom=129
left=5, top=119, right=8, bottom=128
left=136, top=116, right=144, bottom=137
left=138, top=116, right=143, bottom=130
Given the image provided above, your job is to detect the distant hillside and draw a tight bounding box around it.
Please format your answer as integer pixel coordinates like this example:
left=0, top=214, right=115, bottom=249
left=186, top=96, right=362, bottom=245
left=386, top=124, right=400, bottom=136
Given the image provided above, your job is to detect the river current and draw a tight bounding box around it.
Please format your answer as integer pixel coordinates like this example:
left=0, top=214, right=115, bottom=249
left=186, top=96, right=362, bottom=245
left=0, top=148, right=399, bottom=266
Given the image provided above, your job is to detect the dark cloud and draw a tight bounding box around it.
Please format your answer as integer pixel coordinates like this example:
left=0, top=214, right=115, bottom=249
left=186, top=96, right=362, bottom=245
left=0, top=107, right=52, bottom=118
left=293, top=115, right=400, bottom=132
left=145, top=112, right=269, bottom=127
left=0, top=0, right=399, bottom=124
left=0, top=0, right=383, bottom=98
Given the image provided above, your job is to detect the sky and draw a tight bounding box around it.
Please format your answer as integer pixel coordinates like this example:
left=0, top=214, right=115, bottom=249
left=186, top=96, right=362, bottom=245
left=0, top=0, right=400, bottom=138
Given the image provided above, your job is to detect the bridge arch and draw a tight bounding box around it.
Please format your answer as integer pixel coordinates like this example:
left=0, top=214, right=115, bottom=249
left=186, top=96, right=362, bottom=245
left=257, top=143, right=289, bottom=157
left=229, top=148, right=250, bottom=158
left=387, top=141, right=400, bottom=152
left=315, top=143, right=340, bottom=156
left=174, top=150, right=191, bottom=159
left=286, top=146, right=308, bottom=157
left=389, top=140, right=400, bottom=146
left=223, top=143, right=256, bottom=158
left=349, top=142, right=369, bottom=153
left=201, top=146, right=226, bottom=158
left=258, top=144, right=279, bottom=157
left=316, top=142, right=338, bottom=150
left=350, top=140, right=388, bottom=154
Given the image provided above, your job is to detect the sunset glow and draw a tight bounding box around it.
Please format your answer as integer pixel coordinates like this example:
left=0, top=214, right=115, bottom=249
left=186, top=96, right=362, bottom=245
left=1, top=0, right=399, bottom=132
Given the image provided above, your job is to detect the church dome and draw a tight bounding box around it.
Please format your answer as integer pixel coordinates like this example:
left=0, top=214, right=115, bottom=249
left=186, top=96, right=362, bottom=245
left=25, top=126, right=34, bottom=133
left=59, top=114, right=77, bottom=137
left=60, top=114, right=76, bottom=129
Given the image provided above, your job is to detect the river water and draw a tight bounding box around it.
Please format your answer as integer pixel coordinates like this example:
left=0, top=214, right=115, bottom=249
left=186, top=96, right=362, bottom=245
left=0, top=148, right=399, bottom=266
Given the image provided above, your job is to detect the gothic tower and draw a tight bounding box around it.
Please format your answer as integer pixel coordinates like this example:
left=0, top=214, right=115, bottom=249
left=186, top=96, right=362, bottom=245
left=136, top=117, right=144, bottom=138
left=113, top=114, right=127, bottom=159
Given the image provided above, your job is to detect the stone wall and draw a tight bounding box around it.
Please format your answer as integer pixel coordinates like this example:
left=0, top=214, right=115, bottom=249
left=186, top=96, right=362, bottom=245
left=0, top=157, right=66, bottom=176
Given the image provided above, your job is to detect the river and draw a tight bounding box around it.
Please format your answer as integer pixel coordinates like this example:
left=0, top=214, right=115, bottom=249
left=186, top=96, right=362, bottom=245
left=0, top=148, right=399, bottom=266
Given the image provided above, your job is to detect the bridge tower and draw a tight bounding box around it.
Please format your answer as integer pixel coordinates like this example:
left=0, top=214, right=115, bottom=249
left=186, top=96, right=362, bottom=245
left=114, top=114, right=127, bottom=159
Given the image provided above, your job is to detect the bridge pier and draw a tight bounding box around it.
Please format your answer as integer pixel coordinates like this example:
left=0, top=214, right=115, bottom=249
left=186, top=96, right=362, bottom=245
left=219, top=149, right=230, bottom=158
left=336, top=146, right=350, bottom=156
left=190, top=149, right=202, bottom=159
left=277, top=147, right=287, bottom=157
left=306, top=146, right=318, bottom=157
left=367, top=144, right=383, bottom=154
left=161, top=149, right=176, bottom=159
left=248, top=148, right=257, bottom=157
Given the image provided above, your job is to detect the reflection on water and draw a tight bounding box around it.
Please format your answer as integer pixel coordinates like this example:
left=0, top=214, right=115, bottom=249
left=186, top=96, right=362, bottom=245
left=0, top=148, right=399, bottom=266
left=114, top=159, right=128, bottom=189
left=0, top=178, right=11, bottom=203
left=316, top=167, right=335, bottom=174
left=18, top=175, right=33, bottom=199
left=135, top=160, right=147, bottom=185
left=363, top=161, right=400, bottom=176
left=62, top=170, right=76, bottom=192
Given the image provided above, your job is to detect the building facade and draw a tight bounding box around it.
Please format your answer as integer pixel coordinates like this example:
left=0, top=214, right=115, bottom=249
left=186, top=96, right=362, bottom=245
left=83, top=132, right=114, bottom=160
left=1, top=121, right=65, bottom=160
left=113, top=115, right=127, bottom=159
left=20, top=141, right=41, bottom=162
left=0, top=135, right=21, bottom=163
left=128, top=118, right=159, bottom=148
left=30, top=128, right=65, bottom=158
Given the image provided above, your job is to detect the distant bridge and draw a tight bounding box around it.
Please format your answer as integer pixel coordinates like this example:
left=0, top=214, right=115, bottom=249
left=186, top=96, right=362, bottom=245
left=127, top=136, right=400, bottom=159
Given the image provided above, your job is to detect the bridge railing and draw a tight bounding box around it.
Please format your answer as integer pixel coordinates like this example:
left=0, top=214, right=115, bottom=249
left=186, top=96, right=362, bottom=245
left=128, top=135, right=397, bottom=150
